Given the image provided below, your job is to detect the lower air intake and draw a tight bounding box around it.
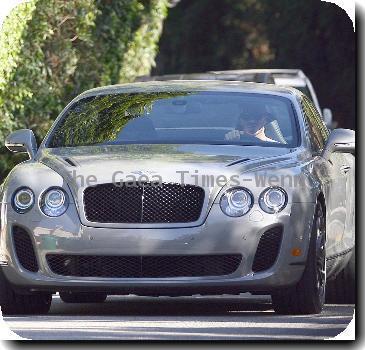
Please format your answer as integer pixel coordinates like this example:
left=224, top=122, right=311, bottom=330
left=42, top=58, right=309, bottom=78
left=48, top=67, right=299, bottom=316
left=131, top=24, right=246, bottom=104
left=46, top=254, right=242, bottom=278
left=12, top=226, right=39, bottom=272
left=252, top=226, right=283, bottom=273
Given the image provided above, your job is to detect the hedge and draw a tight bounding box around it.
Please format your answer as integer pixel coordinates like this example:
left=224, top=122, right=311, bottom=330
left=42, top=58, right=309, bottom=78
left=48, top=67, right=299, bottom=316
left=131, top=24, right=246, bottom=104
left=0, top=0, right=168, bottom=181
left=155, top=0, right=355, bottom=130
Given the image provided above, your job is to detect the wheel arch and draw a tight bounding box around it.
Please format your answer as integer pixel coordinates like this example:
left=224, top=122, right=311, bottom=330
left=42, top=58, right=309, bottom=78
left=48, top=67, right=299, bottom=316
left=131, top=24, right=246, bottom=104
left=317, top=192, right=326, bottom=216
left=316, top=191, right=326, bottom=239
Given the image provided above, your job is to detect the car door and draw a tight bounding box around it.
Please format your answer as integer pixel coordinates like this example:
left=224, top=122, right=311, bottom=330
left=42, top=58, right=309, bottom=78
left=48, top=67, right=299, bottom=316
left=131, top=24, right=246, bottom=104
left=301, top=97, right=348, bottom=257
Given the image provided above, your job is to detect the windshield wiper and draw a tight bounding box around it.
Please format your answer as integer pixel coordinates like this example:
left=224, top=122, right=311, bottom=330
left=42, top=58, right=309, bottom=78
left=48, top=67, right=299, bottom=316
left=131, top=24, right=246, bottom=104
left=226, top=158, right=251, bottom=167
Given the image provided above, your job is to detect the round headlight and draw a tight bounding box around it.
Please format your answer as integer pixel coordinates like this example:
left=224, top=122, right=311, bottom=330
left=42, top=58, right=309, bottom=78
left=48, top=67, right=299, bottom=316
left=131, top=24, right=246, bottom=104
left=40, top=188, right=69, bottom=217
left=12, top=188, right=34, bottom=213
left=259, top=187, right=287, bottom=213
left=220, top=187, right=253, bottom=217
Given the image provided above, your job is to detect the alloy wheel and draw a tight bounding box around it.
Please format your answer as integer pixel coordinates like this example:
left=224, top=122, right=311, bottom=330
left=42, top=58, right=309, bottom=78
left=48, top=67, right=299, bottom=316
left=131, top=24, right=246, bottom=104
left=315, top=207, right=326, bottom=305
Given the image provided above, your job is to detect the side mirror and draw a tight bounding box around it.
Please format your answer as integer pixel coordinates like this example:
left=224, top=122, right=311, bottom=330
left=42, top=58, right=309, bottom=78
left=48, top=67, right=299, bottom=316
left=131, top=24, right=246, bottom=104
left=5, top=129, right=37, bottom=160
left=322, top=128, right=355, bottom=160
left=322, top=108, right=333, bottom=128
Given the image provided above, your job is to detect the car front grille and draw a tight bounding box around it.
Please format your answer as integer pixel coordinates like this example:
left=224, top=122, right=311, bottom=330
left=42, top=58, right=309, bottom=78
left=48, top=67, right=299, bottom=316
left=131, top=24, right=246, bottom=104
left=46, top=254, right=242, bottom=278
left=83, top=182, right=205, bottom=224
left=252, top=226, right=283, bottom=273
left=12, top=226, right=39, bottom=272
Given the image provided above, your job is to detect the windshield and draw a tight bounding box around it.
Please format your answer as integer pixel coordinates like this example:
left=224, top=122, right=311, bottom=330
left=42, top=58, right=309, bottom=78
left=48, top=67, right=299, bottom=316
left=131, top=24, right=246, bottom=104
left=48, top=91, right=299, bottom=148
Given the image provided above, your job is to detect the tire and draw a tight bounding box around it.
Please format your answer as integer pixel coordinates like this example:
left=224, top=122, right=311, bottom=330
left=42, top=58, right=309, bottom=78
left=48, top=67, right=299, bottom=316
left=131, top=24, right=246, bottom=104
left=271, top=203, right=326, bottom=315
left=326, top=250, right=355, bottom=304
left=59, top=292, right=107, bottom=303
left=0, top=269, right=52, bottom=316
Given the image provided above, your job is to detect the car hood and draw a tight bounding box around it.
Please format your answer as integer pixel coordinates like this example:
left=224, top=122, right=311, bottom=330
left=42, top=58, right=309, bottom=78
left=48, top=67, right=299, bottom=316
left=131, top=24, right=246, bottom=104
left=36, top=144, right=302, bottom=228
left=39, top=144, right=295, bottom=188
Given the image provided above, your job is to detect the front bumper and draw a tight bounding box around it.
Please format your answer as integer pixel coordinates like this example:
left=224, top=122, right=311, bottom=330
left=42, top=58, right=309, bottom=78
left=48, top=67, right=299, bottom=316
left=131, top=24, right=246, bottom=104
left=0, top=202, right=315, bottom=295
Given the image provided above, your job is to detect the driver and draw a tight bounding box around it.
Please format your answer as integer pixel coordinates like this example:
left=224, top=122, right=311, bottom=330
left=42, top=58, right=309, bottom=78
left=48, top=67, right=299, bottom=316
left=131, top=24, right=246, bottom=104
left=225, top=111, right=277, bottom=143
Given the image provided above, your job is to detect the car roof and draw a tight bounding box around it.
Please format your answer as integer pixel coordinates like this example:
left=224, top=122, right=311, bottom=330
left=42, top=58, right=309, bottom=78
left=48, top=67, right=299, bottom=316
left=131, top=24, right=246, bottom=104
left=274, top=76, right=307, bottom=87
left=212, top=69, right=309, bottom=89
left=209, top=68, right=304, bottom=76
left=136, top=71, right=275, bottom=84
left=79, top=80, right=298, bottom=99
left=136, top=73, right=218, bottom=81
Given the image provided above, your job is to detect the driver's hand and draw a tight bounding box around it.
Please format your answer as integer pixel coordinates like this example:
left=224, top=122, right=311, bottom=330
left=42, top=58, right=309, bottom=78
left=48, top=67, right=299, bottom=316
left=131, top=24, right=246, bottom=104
left=225, top=129, right=241, bottom=141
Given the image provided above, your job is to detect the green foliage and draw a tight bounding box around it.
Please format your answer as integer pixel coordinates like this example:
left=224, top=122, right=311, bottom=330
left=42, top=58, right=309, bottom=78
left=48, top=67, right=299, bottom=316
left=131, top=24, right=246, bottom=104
left=0, top=0, right=168, bottom=181
left=51, top=91, right=187, bottom=147
left=154, top=0, right=355, bottom=130
left=0, top=0, right=37, bottom=141
left=260, top=0, right=355, bottom=130
left=154, top=0, right=274, bottom=74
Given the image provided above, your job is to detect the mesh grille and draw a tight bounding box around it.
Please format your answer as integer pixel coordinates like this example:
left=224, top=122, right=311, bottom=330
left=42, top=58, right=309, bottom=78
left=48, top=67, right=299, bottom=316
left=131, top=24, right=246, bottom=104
left=12, top=226, right=39, bottom=272
left=46, top=254, right=242, bottom=278
left=83, top=182, right=205, bottom=223
left=252, top=226, right=283, bottom=273
left=84, top=183, right=143, bottom=223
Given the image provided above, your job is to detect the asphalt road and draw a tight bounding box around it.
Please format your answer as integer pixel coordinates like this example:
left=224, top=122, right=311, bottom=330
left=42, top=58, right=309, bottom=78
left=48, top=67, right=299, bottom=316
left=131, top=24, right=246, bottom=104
left=3, top=295, right=354, bottom=340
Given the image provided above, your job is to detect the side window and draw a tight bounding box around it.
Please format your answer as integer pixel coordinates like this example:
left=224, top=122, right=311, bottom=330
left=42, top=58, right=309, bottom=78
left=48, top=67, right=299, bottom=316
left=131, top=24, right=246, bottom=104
left=301, top=97, right=329, bottom=153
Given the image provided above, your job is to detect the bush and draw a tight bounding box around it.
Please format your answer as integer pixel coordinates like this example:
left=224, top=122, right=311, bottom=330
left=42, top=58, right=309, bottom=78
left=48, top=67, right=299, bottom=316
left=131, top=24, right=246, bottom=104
left=155, top=0, right=355, bottom=130
left=0, top=0, right=168, bottom=181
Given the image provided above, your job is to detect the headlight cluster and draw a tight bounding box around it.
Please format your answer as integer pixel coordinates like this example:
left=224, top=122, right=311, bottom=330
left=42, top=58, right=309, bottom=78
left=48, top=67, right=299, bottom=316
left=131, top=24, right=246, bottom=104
left=12, top=187, right=69, bottom=217
left=40, top=188, right=69, bottom=217
left=12, top=188, right=34, bottom=213
left=220, top=186, right=287, bottom=217
left=220, top=188, right=253, bottom=217
left=259, top=187, right=287, bottom=214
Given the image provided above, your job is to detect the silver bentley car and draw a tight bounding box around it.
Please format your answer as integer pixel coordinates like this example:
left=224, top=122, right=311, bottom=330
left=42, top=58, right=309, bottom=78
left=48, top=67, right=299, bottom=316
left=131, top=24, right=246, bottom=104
left=0, top=81, right=355, bottom=315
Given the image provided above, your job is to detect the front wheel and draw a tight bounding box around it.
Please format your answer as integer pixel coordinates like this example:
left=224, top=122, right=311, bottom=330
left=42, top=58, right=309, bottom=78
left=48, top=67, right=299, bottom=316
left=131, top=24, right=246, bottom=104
left=59, top=292, right=107, bottom=303
left=271, top=203, right=326, bottom=315
left=326, top=250, right=355, bottom=304
left=0, top=269, right=52, bottom=315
